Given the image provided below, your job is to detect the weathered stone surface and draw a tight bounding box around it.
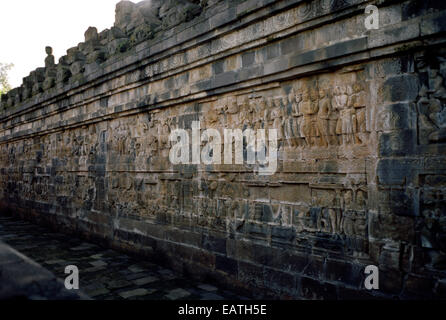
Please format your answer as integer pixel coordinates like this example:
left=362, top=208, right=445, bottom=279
left=0, top=0, right=445, bottom=300
left=0, top=241, right=87, bottom=300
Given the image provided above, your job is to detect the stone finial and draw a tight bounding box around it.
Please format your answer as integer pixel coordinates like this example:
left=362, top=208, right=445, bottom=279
left=85, top=27, right=99, bottom=42
left=115, top=1, right=136, bottom=31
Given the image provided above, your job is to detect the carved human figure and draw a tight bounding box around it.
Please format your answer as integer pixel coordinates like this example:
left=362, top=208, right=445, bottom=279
left=291, top=91, right=303, bottom=146
left=354, top=212, right=367, bottom=238
left=226, top=98, right=238, bottom=115
left=207, top=106, right=219, bottom=128
left=342, top=211, right=355, bottom=237
left=254, top=97, right=269, bottom=130
left=430, top=69, right=446, bottom=98
left=43, top=47, right=57, bottom=90
left=270, top=98, right=284, bottom=141
left=335, top=85, right=354, bottom=145
left=315, top=208, right=329, bottom=233
left=282, top=95, right=296, bottom=148
left=300, top=89, right=319, bottom=146
left=310, top=89, right=320, bottom=145
left=348, top=83, right=366, bottom=108
left=317, top=88, right=331, bottom=147
left=239, top=96, right=253, bottom=128
left=118, top=123, right=129, bottom=155
left=147, top=127, right=158, bottom=156
left=328, top=208, right=342, bottom=235
left=343, top=189, right=353, bottom=208
left=427, top=70, right=446, bottom=142
left=355, top=108, right=366, bottom=144
left=159, top=118, right=171, bottom=149
left=349, top=83, right=366, bottom=144
left=265, top=97, right=274, bottom=126
left=45, top=46, right=55, bottom=69
left=356, top=190, right=367, bottom=208
left=418, top=82, right=446, bottom=143
left=328, top=87, right=339, bottom=145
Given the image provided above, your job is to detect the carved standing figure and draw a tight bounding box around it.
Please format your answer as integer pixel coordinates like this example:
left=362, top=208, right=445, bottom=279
left=317, top=88, right=330, bottom=147
left=271, top=98, right=284, bottom=142
left=282, top=94, right=296, bottom=148
left=300, top=89, right=319, bottom=146
left=334, top=85, right=354, bottom=145
left=291, top=91, right=303, bottom=146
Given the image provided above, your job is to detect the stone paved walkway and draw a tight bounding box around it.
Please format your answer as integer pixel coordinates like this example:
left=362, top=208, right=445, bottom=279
left=0, top=215, right=247, bottom=300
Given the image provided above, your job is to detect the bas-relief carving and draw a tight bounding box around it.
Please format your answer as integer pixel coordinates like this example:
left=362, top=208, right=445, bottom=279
left=410, top=50, right=446, bottom=270
left=416, top=52, right=446, bottom=145
left=103, top=71, right=371, bottom=253
left=0, top=60, right=372, bottom=258
left=197, top=72, right=369, bottom=150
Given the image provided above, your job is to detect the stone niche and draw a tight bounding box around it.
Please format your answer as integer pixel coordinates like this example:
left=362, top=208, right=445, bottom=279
left=0, top=0, right=446, bottom=299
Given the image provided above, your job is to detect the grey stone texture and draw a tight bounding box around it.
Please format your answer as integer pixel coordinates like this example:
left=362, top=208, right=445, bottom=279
left=0, top=0, right=446, bottom=300
left=0, top=240, right=87, bottom=300
left=0, top=215, right=243, bottom=300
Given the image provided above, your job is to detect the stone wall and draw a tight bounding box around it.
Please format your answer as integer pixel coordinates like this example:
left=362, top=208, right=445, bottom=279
left=1, top=0, right=445, bottom=299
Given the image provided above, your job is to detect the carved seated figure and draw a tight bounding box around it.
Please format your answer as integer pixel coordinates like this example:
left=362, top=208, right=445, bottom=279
left=43, top=46, right=57, bottom=90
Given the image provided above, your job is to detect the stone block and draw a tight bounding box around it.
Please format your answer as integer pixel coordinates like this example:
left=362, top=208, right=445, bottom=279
left=215, top=255, right=238, bottom=275
left=299, top=277, right=337, bottom=300
left=325, top=259, right=363, bottom=287
left=403, top=274, right=435, bottom=298
left=368, top=21, right=419, bottom=48
left=379, top=268, right=403, bottom=295
left=202, top=233, right=227, bottom=255
left=238, top=261, right=264, bottom=289
left=263, top=267, right=296, bottom=295
left=377, top=159, right=419, bottom=186
left=242, top=51, right=256, bottom=67
left=381, top=74, right=419, bottom=103
left=369, top=212, right=415, bottom=243
left=421, top=11, right=446, bottom=36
